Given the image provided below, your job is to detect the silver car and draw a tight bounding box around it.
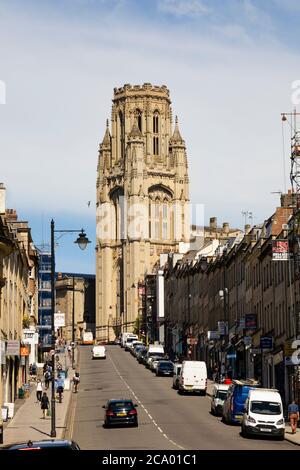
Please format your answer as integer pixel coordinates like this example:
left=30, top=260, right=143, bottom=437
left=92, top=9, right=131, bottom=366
left=211, top=384, right=230, bottom=416
left=172, top=363, right=182, bottom=389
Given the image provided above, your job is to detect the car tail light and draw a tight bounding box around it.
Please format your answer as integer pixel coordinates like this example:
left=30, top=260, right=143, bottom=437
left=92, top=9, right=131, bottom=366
left=128, top=409, right=137, bottom=415
left=106, top=410, right=114, bottom=416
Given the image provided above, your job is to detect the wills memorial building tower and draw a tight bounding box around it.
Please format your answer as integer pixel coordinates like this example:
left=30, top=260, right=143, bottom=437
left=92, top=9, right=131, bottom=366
left=96, top=83, right=190, bottom=341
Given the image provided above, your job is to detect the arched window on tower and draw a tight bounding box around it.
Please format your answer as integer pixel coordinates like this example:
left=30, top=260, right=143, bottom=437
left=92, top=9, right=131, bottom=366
left=136, top=109, right=142, bottom=132
left=119, top=111, right=125, bottom=159
left=153, top=111, right=159, bottom=156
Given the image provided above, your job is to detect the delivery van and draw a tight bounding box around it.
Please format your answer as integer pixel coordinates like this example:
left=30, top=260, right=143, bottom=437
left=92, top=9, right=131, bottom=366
left=178, top=361, right=207, bottom=395
left=92, top=345, right=106, bottom=359
left=241, top=389, right=285, bottom=439
left=222, top=379, right=260, bottom=424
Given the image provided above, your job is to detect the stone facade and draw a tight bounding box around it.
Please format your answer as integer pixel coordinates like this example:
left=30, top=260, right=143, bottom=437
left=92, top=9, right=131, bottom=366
left=163, top=197, right=300, bottom=406
left=0, top=189, right=38, bottom=409
left=55, top=273, right=95, bottom=343
left=96, top=84, right=190, bottom=341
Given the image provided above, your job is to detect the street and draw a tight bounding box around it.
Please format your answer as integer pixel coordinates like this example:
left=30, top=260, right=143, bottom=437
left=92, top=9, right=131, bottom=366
left=72, top=346, right=296, bottom=450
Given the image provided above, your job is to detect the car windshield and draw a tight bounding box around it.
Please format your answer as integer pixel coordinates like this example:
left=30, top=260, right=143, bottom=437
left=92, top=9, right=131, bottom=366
left=250, top=401, right=281, bottom=415
left=159, top=362, right=172, bottom=369
left=110, top=401, right=133, bottom=410
left=216, top=391, right=228, bottom=400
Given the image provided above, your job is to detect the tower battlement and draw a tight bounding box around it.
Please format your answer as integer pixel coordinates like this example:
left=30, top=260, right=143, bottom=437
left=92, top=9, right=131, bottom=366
left=113, top=83, right=170, bottom=100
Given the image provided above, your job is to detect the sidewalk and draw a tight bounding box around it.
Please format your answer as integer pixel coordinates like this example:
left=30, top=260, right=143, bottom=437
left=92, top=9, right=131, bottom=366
left=0, top=349, right=75, bottom=447
left=206, top=379, right=300, bottom=446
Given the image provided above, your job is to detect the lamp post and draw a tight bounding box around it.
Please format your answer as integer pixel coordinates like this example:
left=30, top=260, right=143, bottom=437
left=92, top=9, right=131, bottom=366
left=50, top=220, right=90, bottom=438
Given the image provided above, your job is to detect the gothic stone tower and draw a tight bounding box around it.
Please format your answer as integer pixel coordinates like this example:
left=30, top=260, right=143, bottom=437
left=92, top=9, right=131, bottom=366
left=96, top=83, right=190, bottom=341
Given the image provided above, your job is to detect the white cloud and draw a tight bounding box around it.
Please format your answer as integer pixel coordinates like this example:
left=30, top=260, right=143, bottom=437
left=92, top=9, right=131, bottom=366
left=157, top=0, right=210, bottom=17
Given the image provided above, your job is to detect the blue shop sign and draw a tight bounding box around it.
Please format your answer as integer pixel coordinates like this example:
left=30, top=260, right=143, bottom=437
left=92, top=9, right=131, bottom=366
left=260, top=336, right=273, bottom=350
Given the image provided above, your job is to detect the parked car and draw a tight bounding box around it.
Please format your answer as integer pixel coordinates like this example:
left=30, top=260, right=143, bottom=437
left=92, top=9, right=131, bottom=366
left=241, top=388, right=285, bottom=439
left=156, top=360, right=174, bottom=376
left=91, top=345, right=106, bottom=359
left=149, top=355, right=163, bottom=372
left=133, top=344, right=145, bottom=357
left=130, top=341, right=144, bottom=355
left=210, top=384, right=230, bottom=416
left=1, top=439, right=80, bottom=450
left=222, top=379, right=260, bottom=424
left=103, top=399, right=138, bottom=428
left=178, top=361, right=207, bottom=395
left=137, top=348, right=148, bottom=364
left=172, top=363, right=182, bottom=389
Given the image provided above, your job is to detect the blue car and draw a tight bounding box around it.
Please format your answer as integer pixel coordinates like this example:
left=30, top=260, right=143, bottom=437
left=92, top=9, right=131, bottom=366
left=222, top=379, right=260, bottom=424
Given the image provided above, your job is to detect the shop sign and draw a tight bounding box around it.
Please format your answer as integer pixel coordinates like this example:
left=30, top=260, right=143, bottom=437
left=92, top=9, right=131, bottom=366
left=260, top=336, right=273, bottom=350
left=207, top=331, right=220, bottom=340
left=0, top=340, right=6, bottom=364
left=243, top=336, right=252, bottom=347
left=20, top=346, right=29, bottom=356
left=284, top=339, right=297, bottom=357
left=20, top=356, right=26, bottom=365
left=245, top=314, right=257, bottom=330
left=237, top=317, right=245, bottom=332
left=251, top=348, right=261, bottom=354
left=54, top=313, right=65, bottom=329
left=22, top=329, right=35, bottom=344
left=6, top=340, right=20, bottom=356
left=272, top=239, right=289, bottom=261
left=218, top=321, right=228, bottom=336
left=273, top=351, right=283, bottom=366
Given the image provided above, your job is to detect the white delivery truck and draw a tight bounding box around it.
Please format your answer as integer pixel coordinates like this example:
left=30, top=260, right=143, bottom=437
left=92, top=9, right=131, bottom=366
left=241, top=389, right=285, bottom=440
left=82, top=331, right=94, bottom=345
left=121, top=332, right=137, bottom=348
left=91, top=345, right=106, bottom=359
left=146, top=344, right=165, bottom=368
left=178, top=361, right=207, bottom=395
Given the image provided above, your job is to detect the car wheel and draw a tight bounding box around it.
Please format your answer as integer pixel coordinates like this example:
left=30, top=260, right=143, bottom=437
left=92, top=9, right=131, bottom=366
left=211, top=407, right=215, bottom=416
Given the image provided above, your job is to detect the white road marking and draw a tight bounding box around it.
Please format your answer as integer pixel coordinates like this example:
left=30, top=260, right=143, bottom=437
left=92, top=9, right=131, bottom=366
left=108, top=351, right=185, bottom=450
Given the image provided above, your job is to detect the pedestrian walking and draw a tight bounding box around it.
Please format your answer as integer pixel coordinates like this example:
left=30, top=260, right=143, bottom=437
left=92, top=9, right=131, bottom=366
left=44, top=369, right=51, bottom=389
left=288, top=400, right=299, bottom=434
left=41, top=392, right=49, bottom=419
left=72, top=372, right=80, bottom=393
left=36, top=379, right=43, bottom=402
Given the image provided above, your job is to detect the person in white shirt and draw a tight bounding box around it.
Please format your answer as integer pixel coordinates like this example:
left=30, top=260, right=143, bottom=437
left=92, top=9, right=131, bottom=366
left=36, top=379, right=43, bottom=402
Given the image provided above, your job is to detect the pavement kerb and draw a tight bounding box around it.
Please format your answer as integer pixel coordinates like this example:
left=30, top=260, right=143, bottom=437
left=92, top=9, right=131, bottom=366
left=63, top=346, right=80, bottom=441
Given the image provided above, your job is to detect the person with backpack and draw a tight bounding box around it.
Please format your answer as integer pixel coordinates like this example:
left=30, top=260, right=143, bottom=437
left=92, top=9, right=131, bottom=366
left=44, top=369, right=51, bottom=389
left=73, top=372, right=80, bottom=393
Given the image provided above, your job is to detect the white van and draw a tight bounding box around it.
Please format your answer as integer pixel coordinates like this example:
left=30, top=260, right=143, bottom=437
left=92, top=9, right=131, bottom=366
left=92, top=345, right=106, bottom=359
left=178, top=361, right=207, bottom=395
left=121, top=332, right=137, bottom=348
left=124, top=335, right=138, bottom=351
left=241, top=389, right=285, bottom=440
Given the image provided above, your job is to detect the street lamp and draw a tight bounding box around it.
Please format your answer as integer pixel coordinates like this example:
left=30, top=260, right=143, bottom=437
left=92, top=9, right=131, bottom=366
left=50, top=220, right=90, bottom=438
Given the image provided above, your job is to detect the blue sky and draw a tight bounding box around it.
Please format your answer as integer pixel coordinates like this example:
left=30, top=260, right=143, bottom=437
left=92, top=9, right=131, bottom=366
left=1, top=0, right=300, bottom=273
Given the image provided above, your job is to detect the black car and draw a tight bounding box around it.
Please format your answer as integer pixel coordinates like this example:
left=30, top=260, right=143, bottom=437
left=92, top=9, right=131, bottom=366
left=156, top=360, right=174, bottom=376
left=1, top=439, right=80, bottom=450
left=103, top=399, right=138, bottom=427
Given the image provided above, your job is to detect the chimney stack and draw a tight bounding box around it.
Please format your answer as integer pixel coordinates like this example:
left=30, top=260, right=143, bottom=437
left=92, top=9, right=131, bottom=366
left=5, top=209, right=18, bottom=222
left=222, top=222, right=229, bottom=234
left=0, top=183, right=6, bottom=214
left=245, top=224, right=251, bottom=234
left=210, top=217, right=217, bottom=231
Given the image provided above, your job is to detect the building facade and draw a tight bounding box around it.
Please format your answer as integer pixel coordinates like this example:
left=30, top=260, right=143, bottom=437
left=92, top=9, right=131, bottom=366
left=96, top=83, right=190, bottom=341
left=55, top=273, right=95, bottom=343
left=162, top=196, right=300, bottom=407
left=0, top=185, right=39, bottom=409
